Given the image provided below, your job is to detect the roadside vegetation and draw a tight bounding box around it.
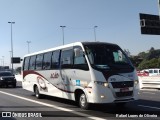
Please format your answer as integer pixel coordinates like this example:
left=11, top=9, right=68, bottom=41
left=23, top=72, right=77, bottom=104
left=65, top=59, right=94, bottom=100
left=130, top=47, right=160, bottom=70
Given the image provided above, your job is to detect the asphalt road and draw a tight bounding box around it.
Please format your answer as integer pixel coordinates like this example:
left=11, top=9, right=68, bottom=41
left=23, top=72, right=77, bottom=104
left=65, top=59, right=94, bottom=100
left=0, top=82, right=160, bottom=120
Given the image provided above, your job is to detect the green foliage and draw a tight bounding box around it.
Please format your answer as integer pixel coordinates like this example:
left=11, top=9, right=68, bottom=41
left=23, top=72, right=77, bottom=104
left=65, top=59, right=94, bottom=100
left=130, top=47, right=160, bottom=70
left=138, top=58, right=160, bottom=70
left=130, top=56, right=143, bottom=68
left=138, top=52, right=147, bottom=59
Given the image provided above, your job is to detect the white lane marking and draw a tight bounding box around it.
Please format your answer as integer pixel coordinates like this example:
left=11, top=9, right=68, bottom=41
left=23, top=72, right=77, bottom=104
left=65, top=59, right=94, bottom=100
left=138, top=105, right=160, bottom=110
left=141, top=92, right=155, bottom=94
left=140, top=89, right=158, bottom=91
left=0, top=91, right=106, bottom=120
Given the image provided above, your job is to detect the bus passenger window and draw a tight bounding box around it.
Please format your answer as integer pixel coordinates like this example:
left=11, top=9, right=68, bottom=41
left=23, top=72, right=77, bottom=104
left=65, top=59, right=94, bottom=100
left=51, top=50, right=60, bottom=69
left=74, top=47, right=85, bottom=64
left=74, top=46, right=89, bottom=70
left=43, top=52, right=52, bottom=70
left=149, top=70, right=153, bottom=73
left=61, top=49, right=73, bottom=68
left=23, top=57, right=30, bottom=70
left=36, top=54, right=43, bottom=70
left=154, top=70, right=158, bottom=73
left=29, top=56, right=36, bottom=70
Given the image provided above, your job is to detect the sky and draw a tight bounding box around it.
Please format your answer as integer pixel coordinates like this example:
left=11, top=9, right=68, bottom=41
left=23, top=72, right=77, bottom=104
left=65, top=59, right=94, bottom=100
left=0, top=0, right=160, bottom=67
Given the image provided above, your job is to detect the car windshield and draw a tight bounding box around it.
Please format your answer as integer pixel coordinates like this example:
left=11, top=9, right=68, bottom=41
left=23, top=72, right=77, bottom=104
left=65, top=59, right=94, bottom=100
left=84, top=43, right=133, bottom=70
left=0, top=72, right=13, bottom=76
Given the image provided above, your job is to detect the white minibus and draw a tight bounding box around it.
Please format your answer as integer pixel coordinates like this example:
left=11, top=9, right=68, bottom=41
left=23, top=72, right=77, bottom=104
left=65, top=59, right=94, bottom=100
left=22, top=42, right=139, bottom=109
left=142, top=68, right=160, bottom=76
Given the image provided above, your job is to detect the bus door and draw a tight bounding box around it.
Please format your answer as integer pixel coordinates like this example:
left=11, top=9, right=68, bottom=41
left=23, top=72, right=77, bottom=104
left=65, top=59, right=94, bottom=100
left=60, top=46, right=90, bottom=99
left=72, top=46, right=90, bottom=89
left=46, top=50, right=62, bottom=97
left=60, top=47, right=74, bottom=98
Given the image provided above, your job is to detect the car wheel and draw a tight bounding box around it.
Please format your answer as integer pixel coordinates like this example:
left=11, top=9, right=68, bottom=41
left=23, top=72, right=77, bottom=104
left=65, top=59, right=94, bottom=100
left=34, top=86, right=42, bottom=99
left=79, top=93, right=89, bottom=110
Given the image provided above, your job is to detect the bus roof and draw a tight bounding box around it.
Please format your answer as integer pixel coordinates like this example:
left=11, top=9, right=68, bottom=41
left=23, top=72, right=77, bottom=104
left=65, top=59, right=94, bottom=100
left=23, top=41, right=118, bottom=57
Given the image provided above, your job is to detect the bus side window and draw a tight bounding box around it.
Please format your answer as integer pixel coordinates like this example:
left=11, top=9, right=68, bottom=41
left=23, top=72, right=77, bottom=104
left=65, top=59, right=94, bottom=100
left=51, top=50, right=60, bottom=69
left=73, top=46, right=89, bottom=70
left=74, top=47, right=85, bottom=64
left=149, top=70, right=153, bottom=73
left=154, top=70, right=158, bottom=73
left=23, top=57, right=30, bottom=70
left=43, top=52, right=52, bottom=70
left=29, top=56, right=36, bottom=70
left=36, top=54, right=43, bottom=70
left=61, top=48, right=73, bottom=68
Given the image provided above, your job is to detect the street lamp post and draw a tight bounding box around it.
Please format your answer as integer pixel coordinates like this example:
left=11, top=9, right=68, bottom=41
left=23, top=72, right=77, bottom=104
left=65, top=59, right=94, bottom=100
left=9, top=51, right=12, bottom=69
left=27, top=41, right=31, bottom=53
left=8, top=22, right=15, bottom=73
left=60, top=26, right=66, bottom=45
left=0, top=59, right=3, bottom=66
left=2, top=56, right=4, bottom=67
left=94, top=26, right=98, bottom=42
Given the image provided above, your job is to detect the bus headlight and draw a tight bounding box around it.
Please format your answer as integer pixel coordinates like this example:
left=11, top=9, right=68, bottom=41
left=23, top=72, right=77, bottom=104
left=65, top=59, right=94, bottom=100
left=104, top=82, right=108, bottom=87
left=134, top=80, right=139, bottom=85
left=94, top=81, right=109, bottom=87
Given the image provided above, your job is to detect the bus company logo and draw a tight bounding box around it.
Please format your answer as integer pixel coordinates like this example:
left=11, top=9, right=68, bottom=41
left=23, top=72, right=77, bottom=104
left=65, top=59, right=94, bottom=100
left=2, top=112, right=11, bottom=117
left=2, top=112, right=42, bottom=118
left=50, top=72, right=59, bottom=79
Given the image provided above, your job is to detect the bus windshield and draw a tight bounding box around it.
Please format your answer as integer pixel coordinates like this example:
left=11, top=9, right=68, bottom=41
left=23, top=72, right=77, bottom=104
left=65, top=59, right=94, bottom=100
left=84, top=43, right=133, bottom=71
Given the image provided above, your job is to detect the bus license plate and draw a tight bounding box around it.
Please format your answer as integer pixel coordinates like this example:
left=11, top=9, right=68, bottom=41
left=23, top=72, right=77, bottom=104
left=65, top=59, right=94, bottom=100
left=120, top=88, right=129, bottom=92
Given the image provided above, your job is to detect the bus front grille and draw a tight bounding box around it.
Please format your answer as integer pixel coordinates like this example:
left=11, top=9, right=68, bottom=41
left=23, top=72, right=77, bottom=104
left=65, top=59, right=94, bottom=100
left=111, top=81, right=134, bottom=88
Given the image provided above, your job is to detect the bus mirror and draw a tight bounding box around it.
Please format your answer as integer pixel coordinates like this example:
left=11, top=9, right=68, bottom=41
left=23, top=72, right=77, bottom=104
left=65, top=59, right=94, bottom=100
left=74, top=48, right=81, bottom=57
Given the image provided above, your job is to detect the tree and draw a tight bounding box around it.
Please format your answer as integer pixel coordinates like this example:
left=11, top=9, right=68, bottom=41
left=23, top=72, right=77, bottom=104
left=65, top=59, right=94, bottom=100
left=138, top=58, right=160, bottom=70
left=138, top=52, right=147, bottom=59
left=149, top=47, right=155, bottom=53
left=126, top=47, right=160, bottom=70
left=130, top=56, right=143, bottom=69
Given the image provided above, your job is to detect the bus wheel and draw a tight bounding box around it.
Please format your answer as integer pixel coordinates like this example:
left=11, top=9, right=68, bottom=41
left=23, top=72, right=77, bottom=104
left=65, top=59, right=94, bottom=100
left=34, top=86, right=42, bottom=99
left=79, top=93, right=89, bottom=110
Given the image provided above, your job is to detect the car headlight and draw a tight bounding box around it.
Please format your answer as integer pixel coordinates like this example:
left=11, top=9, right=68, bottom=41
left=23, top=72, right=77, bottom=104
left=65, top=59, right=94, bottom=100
left=0, top=77, right=3, bottom=80
left=94, top=81, right=109, bottom=87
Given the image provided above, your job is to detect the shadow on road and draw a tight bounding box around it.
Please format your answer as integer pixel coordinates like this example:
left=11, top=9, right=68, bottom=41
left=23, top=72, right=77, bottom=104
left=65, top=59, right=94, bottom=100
left=9, top=81, right=160, bottom=118
left=37, top=95, right=160, bottom=117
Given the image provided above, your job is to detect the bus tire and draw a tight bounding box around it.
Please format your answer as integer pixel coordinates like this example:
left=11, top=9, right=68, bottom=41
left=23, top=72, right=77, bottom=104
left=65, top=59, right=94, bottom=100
left=34, top=86, right=42, bottom=99
left=79, top=93, right=89, bottom=110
